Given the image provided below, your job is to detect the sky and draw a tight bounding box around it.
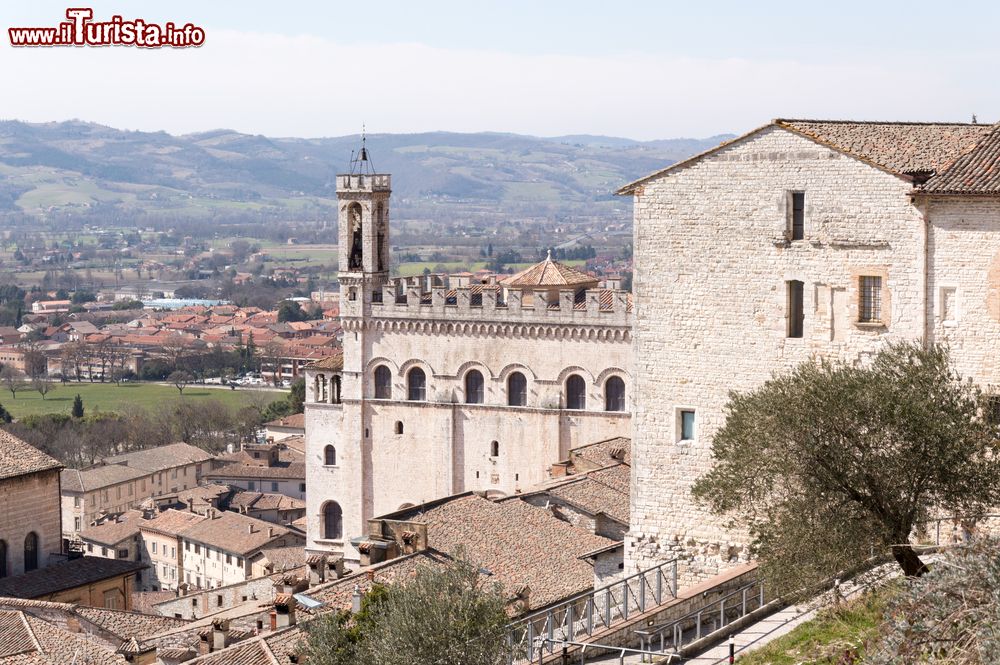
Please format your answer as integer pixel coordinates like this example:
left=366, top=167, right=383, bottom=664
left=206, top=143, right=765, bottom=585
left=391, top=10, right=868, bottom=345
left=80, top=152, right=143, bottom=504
left=2, top=1, right=999, bottom=141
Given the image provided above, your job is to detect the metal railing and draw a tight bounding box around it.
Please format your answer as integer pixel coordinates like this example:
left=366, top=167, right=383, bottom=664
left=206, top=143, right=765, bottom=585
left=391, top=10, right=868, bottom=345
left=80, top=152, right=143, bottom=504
left=533, top=639, right=681, bottom=664
left=506, top=558, right=678, bottom=664
left=633, top=578, right=766, bottom=661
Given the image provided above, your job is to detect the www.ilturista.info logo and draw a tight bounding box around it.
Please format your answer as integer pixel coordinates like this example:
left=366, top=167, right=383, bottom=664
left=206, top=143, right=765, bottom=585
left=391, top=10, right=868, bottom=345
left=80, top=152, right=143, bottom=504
left=8, top=8, right=205, bottom=48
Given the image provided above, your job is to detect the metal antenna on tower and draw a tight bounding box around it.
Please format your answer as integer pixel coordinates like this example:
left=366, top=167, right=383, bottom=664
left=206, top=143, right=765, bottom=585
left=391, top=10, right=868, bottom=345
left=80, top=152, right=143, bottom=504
left=349, top=124, right=376, bottom=175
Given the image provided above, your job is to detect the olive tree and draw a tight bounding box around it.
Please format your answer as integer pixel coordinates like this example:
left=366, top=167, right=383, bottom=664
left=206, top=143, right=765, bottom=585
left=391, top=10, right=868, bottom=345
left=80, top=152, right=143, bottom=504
left=302, top=554, right=511, bottom=665
left=692, top=342, right=1000, bottom=592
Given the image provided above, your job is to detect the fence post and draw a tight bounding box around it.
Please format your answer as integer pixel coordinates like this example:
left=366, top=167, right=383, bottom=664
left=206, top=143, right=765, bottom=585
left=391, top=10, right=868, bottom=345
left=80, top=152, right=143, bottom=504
left=639, top=573, right=647, bottom=613
left=656, top=566, right=663, bottom=604
left=720, top=598, right=725, bottom=629
left=759, top=582, right=765, bottom=608
left=671, top=560, right=678, bottom=597
left=741, top=587, right=747, bottom=616
left=585, top=596, right=593, bottom=635
left=565, top=603, right=575, bottom=643
left=696, top=611, right=702, bottom=640
left=622, top=582, right=630, bottom=620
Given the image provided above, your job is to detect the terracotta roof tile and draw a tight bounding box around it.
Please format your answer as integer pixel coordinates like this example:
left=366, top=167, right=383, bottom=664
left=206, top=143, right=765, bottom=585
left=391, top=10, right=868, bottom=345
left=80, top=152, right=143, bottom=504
left=264, top=413, right=304, bottom=429
left=921, top=123, right=1000, bottom=194
left=501, top=256, right=598, bottom=289
left=103, top=442, right=213, bottom=473
left=304, top=352, right=343, bottom=371
left=139, top=508, right=208, bottom=537
left=179, top=512, right=295, bottom=556
left=80, top=510, right=145, bottom=546
left=0, top=558, right=146, bottom=600
left=0, top=432, right=61, bottom=481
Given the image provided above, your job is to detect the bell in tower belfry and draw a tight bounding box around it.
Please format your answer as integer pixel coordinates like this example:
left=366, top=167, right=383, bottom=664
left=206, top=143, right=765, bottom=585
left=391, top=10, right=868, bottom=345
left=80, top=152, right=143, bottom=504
left=337, top=129, right=391, bottom=294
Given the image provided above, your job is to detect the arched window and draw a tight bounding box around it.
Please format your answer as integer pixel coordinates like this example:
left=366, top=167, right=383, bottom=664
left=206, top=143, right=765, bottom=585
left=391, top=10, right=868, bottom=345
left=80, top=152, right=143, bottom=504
left=395, top=421, right=404, bottom=435
left=0, top=540, right=7, bottom=578
left=605, top=376, right=626, bottom=412
left=407, top=367, right=426, bottom=401
left=490, top=441, right=499, bottom=457
left=322, top=502, right=343, bottom=540
left=348, top=203, right=363, bottom=270
left=331, top=375, right=342, bottom=404
left=507, top=372, right=527, bottom=407
left=317, top=374, right=327, bottom=403
left=23, top=532, right=38, bottom=572
left=374, top=365, right=391, bottom=399
left=323, top=445, right=336, bottom=466
left=465, top=370, right=484, bottom=404
left=566, top=374, right=586, bottom=410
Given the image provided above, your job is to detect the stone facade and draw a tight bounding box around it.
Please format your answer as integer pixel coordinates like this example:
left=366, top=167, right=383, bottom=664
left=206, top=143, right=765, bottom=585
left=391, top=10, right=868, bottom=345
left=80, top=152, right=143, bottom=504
left=624, top=121, right=1000, bottom=584
left=0, top=468, right=63, bottom=576
left=305, top=166, right=632, bottom=564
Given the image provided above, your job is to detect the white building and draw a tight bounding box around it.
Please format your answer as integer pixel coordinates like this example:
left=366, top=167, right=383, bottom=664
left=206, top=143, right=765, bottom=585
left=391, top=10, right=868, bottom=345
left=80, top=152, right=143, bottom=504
left=619, top=118, right=1000, bottom=583
left=303, top=149, right=632, bottom=564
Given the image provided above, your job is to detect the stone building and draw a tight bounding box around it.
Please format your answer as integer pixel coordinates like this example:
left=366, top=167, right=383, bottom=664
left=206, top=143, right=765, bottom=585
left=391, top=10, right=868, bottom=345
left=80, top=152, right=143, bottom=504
left=0, top=431, right=63, bottom=578
left=303, top=149, right=632, bottom=564
left=618, top=118, right=1000, bottom=582
left=205, top=442, right=306, bottom=500
left=61, top=442, right=214, bottom=538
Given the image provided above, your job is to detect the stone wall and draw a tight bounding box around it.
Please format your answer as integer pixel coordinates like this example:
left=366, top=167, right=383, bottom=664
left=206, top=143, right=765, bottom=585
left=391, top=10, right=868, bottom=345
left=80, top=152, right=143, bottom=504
left=628, top=126, right=926, bottom=582
left=0, top=469, right=62, bottom=576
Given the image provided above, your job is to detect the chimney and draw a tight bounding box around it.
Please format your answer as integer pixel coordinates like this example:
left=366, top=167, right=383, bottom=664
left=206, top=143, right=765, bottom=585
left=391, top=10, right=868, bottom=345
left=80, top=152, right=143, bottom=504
left=211, top=618, right=230, bottom=652
left=247, top=524, right=255, bottom=534
left=273, top=594, right=296, bottom=628
left=267, top=527, right=274, bottom=538
left=307, top=554, right=327, bottom=585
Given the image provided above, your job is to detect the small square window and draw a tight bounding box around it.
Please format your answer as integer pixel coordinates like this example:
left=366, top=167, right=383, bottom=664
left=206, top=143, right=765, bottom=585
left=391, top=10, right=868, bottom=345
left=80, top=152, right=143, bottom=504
left=678, top=409, right=696, bottom=442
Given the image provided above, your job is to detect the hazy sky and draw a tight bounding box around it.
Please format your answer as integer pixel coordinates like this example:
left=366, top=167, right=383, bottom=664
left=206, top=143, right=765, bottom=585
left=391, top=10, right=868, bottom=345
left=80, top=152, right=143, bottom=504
left=2, top=1, right=999, bottom=140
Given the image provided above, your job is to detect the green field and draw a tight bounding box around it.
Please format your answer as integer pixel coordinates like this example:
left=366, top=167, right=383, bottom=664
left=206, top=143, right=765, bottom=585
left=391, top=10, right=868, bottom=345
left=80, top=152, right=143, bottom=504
left=0, top=382, right=284, bottom=419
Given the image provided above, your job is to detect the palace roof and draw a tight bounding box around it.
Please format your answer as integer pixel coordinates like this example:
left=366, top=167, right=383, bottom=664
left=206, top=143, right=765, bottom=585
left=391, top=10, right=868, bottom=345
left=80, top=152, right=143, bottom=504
left=0, top=431, right=61, bottom=481
left=501, top=254, right=599, bottom=289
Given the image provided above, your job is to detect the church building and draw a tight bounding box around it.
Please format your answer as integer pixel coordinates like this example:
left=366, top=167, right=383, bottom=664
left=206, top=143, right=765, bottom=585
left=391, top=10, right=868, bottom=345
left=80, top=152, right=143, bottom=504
left=303, top=145, right=633, bottom=563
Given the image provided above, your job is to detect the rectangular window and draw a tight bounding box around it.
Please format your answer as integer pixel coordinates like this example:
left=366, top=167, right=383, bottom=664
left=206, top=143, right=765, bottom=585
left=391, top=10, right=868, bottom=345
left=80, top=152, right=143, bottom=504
left=152, top=542, right=158, bottom=554
left=941, top=287, right=957, bottom=324
left=74, top=518, right=81, bottom=531
left=271, top=482, right=279, bottom=492
left=787, top=280, right=804, bottom=338
left=118, top=549, right=129, bottom=559
left=859, top=276, right=882, bottom=323
left=789, top=191, right=805, bottom=240
left=194, top=544, right=200, bottom=555
left=300, top=483, right=306, bottom=492
left=248, top=481, right=256, bottom=491
left=679, top=410, right=696, bottom=442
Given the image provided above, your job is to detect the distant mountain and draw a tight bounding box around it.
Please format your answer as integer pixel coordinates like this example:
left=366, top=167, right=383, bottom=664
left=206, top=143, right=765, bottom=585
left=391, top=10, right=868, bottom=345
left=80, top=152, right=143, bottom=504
left=0, top=120, right=733, bottom=224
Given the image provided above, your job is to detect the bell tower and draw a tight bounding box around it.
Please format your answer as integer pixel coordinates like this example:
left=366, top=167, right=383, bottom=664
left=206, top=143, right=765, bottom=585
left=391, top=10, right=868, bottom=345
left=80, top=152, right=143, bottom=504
left=337, top=133, right=391, bottom=317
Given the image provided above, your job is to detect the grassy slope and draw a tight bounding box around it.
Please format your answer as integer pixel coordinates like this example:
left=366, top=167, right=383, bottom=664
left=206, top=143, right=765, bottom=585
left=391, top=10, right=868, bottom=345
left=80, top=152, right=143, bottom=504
left=0, top=382, right=282, bottom=419
left=737, top=590, right=888, bottom=665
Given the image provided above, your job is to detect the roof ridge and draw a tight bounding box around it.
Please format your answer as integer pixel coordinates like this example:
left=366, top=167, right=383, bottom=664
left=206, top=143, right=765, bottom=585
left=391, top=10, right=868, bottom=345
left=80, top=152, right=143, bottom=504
left=775, top=117, right=990, bottom=127
left=19, top=611, right=42, bottom=655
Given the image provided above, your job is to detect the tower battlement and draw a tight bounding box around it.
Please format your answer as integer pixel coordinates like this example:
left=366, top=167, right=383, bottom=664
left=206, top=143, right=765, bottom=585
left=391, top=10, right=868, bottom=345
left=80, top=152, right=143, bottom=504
left=336, top=173, right=391, bottom=192
left=356, top=278, right=631, bottom=327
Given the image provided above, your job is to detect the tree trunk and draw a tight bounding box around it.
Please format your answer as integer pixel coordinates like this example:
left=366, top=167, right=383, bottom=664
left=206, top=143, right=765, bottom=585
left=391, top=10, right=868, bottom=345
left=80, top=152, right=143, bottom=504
left=891, top=544, right=928, bottom=576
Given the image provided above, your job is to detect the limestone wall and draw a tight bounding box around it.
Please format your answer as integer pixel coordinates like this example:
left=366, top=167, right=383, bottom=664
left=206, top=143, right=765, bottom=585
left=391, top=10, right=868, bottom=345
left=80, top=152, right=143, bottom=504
left=0, top=469, right=62, bottom=575
left=628, top=126, right=926, bottom=582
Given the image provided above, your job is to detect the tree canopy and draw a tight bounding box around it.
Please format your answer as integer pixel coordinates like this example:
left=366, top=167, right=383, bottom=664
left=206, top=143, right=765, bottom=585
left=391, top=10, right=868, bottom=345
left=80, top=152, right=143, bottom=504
left=302, top=554, right=510, bottom=665
left=692, top=342, right=1000, bottom=592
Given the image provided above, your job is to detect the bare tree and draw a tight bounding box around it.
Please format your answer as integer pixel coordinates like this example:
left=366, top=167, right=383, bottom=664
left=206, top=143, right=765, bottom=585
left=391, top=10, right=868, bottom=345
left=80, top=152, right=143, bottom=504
left=0, top=365, right=27, bottom=399
left=169, top=370, right=193, bottom=395
left=261, top=339, right=286, bottom=386
left=32, top=376, right=55, bottom=400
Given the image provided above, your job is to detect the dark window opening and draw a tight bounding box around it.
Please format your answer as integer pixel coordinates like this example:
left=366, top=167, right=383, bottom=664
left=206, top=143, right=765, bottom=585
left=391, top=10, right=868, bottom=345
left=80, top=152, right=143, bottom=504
left=566, top=374, right=586, bottom=410
left=323, top=502, right=343, bottom=540
left=395, top=421, right=404, bottom=435
left=407, top=367, right=426, bottom=401
left=490, top=441, right=499, bottom=457
left=790, top=191, right=805, bottom=241
left=465, top=370, right=484, bottom=404
left=23, top=533, right=38, bottom=572
left=348, top=203, right=363, bottom=270
left=324, top=445, right=336, bottom=466
left=787, top=280, right=804, bottom=338
left=680, top=410, right=696, bottom=441
left=507, top=372, right=527, bottom=407
left=374, top=365, right=392, bottom=399
left=605, top=377, right=626, bottom=412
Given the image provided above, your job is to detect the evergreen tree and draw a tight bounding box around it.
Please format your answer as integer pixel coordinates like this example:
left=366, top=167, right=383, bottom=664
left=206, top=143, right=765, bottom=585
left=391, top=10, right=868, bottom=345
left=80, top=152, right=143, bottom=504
left=71, top=394, right=84, bottom=419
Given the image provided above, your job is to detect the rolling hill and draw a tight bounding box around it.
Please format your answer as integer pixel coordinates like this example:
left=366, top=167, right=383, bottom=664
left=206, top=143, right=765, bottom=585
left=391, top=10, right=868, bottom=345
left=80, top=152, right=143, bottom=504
left=0, top=120, right=732, bottom=225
